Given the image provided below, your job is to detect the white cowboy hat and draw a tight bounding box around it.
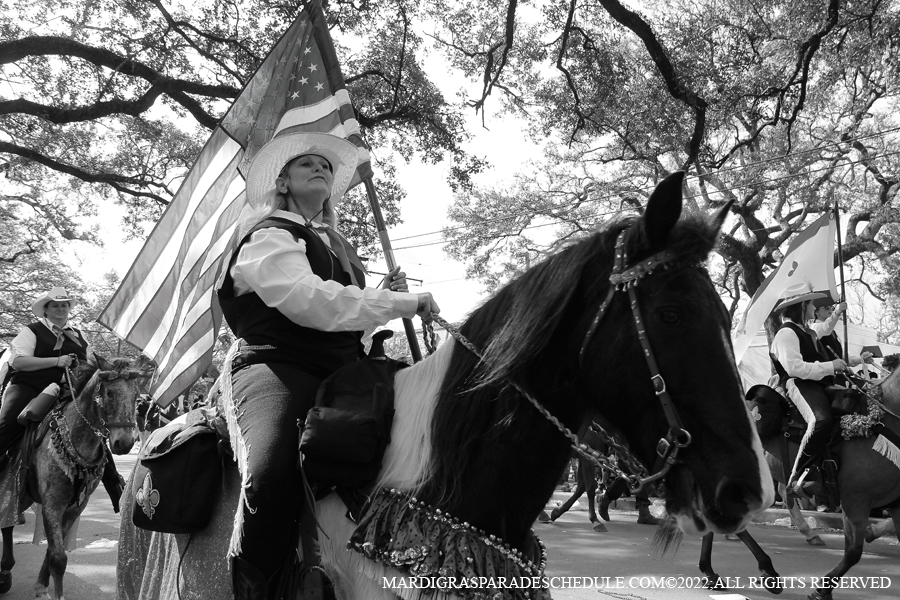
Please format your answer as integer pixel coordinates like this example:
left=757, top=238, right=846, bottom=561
left=772, top=281, right=827, bottom=313
left=245, top=128, right=359, bottom=209
left=32, top=287, right=75, bottom=319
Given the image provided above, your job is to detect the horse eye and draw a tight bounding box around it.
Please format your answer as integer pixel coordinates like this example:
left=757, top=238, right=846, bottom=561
left=659, top=309, right=680, bottom=325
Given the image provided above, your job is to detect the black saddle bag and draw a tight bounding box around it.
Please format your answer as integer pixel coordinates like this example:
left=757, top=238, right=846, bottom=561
left=745, top=384, right=790, bottom=439
left=299, top=357, right=406, bottom=489
left=132, top=414, right=224, bottom=534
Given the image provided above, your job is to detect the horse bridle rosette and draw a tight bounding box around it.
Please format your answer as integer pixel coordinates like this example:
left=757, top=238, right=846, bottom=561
left=430, top=228, right=694, bottom=492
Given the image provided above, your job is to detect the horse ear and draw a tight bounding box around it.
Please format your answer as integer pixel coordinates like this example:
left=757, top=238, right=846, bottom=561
left=642, top=171, right=685, bottom=247
left=712, top=199, right=734, bottom=232
left=95, top=354, right=113, bottom=372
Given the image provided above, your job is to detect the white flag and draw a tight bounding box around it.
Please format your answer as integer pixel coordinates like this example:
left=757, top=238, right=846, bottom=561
left=732, top=210, right=838, bottom=363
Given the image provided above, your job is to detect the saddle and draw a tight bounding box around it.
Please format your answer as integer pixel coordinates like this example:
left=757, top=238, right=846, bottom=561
left=747, top=382, right=869, bottom=507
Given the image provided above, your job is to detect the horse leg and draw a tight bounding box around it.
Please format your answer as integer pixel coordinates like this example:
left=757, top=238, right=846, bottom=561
left=585, top=471, right=606, bottom=532
left=0, top=526, right=14, bottom=594
left=782, top=482, right=825, bottom=546
left=808, top=509, right=868, bottom=600
left=550, top=480, right=585, bottom=521
left=864, top=515, right=896, bottom=543
left=698, top=532, right=726, bottom=590
left=736, top=530, right=782, bottom=594
left=36, top=502, right=67, bottom=600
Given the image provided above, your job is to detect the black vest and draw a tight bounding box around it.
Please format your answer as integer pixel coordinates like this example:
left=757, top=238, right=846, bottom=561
left=218, top=217, right=367, bottom=379
left=10, top=322, right=88, bottom=390
left=770, top=322, right=833, bottom=386
left=819, top=331, right=842, bottom=361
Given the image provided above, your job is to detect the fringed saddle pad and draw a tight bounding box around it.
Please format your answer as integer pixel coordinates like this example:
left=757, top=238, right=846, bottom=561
left=348, top=488, right=550, bottom=600
left=841, top=387, right=900, bottom=472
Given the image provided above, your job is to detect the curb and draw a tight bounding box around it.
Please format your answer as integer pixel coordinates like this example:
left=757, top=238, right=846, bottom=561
left=544, top=491, right=888, bottom=532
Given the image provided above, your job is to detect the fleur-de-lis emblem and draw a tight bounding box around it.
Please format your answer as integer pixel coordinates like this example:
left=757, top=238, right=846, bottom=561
left=136, top=473, right=160, bottom=519
left=750, top=406, right=762, bottom=422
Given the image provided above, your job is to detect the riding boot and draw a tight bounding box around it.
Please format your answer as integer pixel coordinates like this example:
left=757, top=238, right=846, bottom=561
left=100, top=445, right=125, bottom=513
left=232, top=557, right=269, bottom=600
left=598, top=493, right=611, bottom=522
left=635, top=499, right=660, bottom=525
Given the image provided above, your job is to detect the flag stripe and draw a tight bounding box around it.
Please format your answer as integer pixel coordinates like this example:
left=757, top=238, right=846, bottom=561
left=153, top=321, right=216, bottom=407
left=102, top=128, right=239, bottom=330
left=152, top=206, right=245, bottom=382
left=275, top=90, right=358, bottom=134
left=109, top=134, right=243, bottom=338
left=126, top=159, right=244, bottom=352
left=141, top=176, right=244, bottom=357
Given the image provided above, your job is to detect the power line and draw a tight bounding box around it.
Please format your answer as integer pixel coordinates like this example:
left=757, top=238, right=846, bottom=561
left=388, top=126, right=900, bottom=245
left=392, top=148, right=900, bottom=252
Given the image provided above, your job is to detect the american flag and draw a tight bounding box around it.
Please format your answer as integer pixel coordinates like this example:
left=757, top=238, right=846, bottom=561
left=98, top=0, right=370, bottom=406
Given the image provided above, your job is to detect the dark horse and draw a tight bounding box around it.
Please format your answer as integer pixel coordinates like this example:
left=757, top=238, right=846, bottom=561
left=118, top=172, right=774, bottom=599
left=0, top=355, right=148, bottom=600
left=537, top=426, right=610, bottom=531
left=697, top=371, right=900, bottom=599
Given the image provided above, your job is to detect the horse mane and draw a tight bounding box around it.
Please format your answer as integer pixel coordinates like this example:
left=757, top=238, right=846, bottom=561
left=424, top=210, right=723, bottom=506
left=474, top=212, right=722, bottom=387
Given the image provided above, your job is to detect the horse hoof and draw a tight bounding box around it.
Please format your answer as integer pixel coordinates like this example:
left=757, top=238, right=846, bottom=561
left=592, top=522, right=608, bottom=533
left=537, top=511, right=551, bottom=523
left=704, top=576, right=726, bottom=590
left=549, top=508, right=561, bottom=521
left=806, top=535, right=826, bottom=546
left=761, top=574, right=783, bottom=595
left=0, top=570, right=10, bottom=594
left=864, top=526, right=876, bottom=543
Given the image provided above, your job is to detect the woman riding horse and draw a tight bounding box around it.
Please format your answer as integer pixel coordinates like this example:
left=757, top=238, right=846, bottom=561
left=0, top=288, right=125, bottom=511
left=216, top=127, right=439, bottom=599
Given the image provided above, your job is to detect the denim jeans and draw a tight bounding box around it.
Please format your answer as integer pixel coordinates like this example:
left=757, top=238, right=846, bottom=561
left=230, top=361, right=322, bottom=579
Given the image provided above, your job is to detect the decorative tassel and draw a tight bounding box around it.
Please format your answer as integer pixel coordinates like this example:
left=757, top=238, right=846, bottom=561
left=218, top=340, right=254, bottom=558
left=872, top=434, right=900, bottom=472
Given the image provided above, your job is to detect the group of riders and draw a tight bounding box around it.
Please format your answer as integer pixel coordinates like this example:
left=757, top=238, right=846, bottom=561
left=0, top=128, right=891, bottom=599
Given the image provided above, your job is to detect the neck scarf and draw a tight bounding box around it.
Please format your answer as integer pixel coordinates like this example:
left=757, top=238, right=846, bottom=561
left=304, top=221, right=366, bottom=288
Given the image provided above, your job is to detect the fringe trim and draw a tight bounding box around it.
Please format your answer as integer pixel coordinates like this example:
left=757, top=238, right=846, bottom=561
left=218, top=340, right=255, bottom=558
left=356, top=560, right=459, bottom=600
left=48, top=442, right=78, bottom=483
left=873, top=434, right=900, bottom=471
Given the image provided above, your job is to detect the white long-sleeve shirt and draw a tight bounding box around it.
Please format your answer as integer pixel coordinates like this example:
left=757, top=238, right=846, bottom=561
left=230, top=210, right=418, bottom=332
left=808, top=309, right=841, bottom=338
left=771, top=325, right=835, bottom=381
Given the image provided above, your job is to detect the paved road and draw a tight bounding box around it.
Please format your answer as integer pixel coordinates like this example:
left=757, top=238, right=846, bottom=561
left=539, top=507, right=899, bottom=600
left=3, top=456, right=898, bottom=599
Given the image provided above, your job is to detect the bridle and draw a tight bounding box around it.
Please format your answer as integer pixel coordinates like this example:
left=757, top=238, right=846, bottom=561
left=425, top=228, right=696, bottom=491
left=577, top=230, right=692, bottom=486
left=63, top=361, right=143, bottom=440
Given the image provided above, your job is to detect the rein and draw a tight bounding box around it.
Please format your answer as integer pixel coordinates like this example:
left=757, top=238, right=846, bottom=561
left=423, top=229, right=693, bottom=492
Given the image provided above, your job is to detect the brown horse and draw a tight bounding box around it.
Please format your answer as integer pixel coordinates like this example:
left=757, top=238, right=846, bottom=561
left=699, top=370, right=900, bottom=600
left=0, top=355, right=149, bottom=600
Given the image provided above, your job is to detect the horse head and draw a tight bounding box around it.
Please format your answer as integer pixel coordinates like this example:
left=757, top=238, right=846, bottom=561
left=879, top=365, right=900, bottom=416
left=88, top=355, right=152, bottom=454
left=571, top=172, right=773, bottom=535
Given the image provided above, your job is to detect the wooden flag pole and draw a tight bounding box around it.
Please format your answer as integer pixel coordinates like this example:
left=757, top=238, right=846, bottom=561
left=363, top=177, right=424, bottom=363
left=833, top=202, right=849, bottom=362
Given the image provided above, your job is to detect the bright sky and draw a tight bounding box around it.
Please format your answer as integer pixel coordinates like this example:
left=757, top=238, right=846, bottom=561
left=71, top=50, right=549, bottom=331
